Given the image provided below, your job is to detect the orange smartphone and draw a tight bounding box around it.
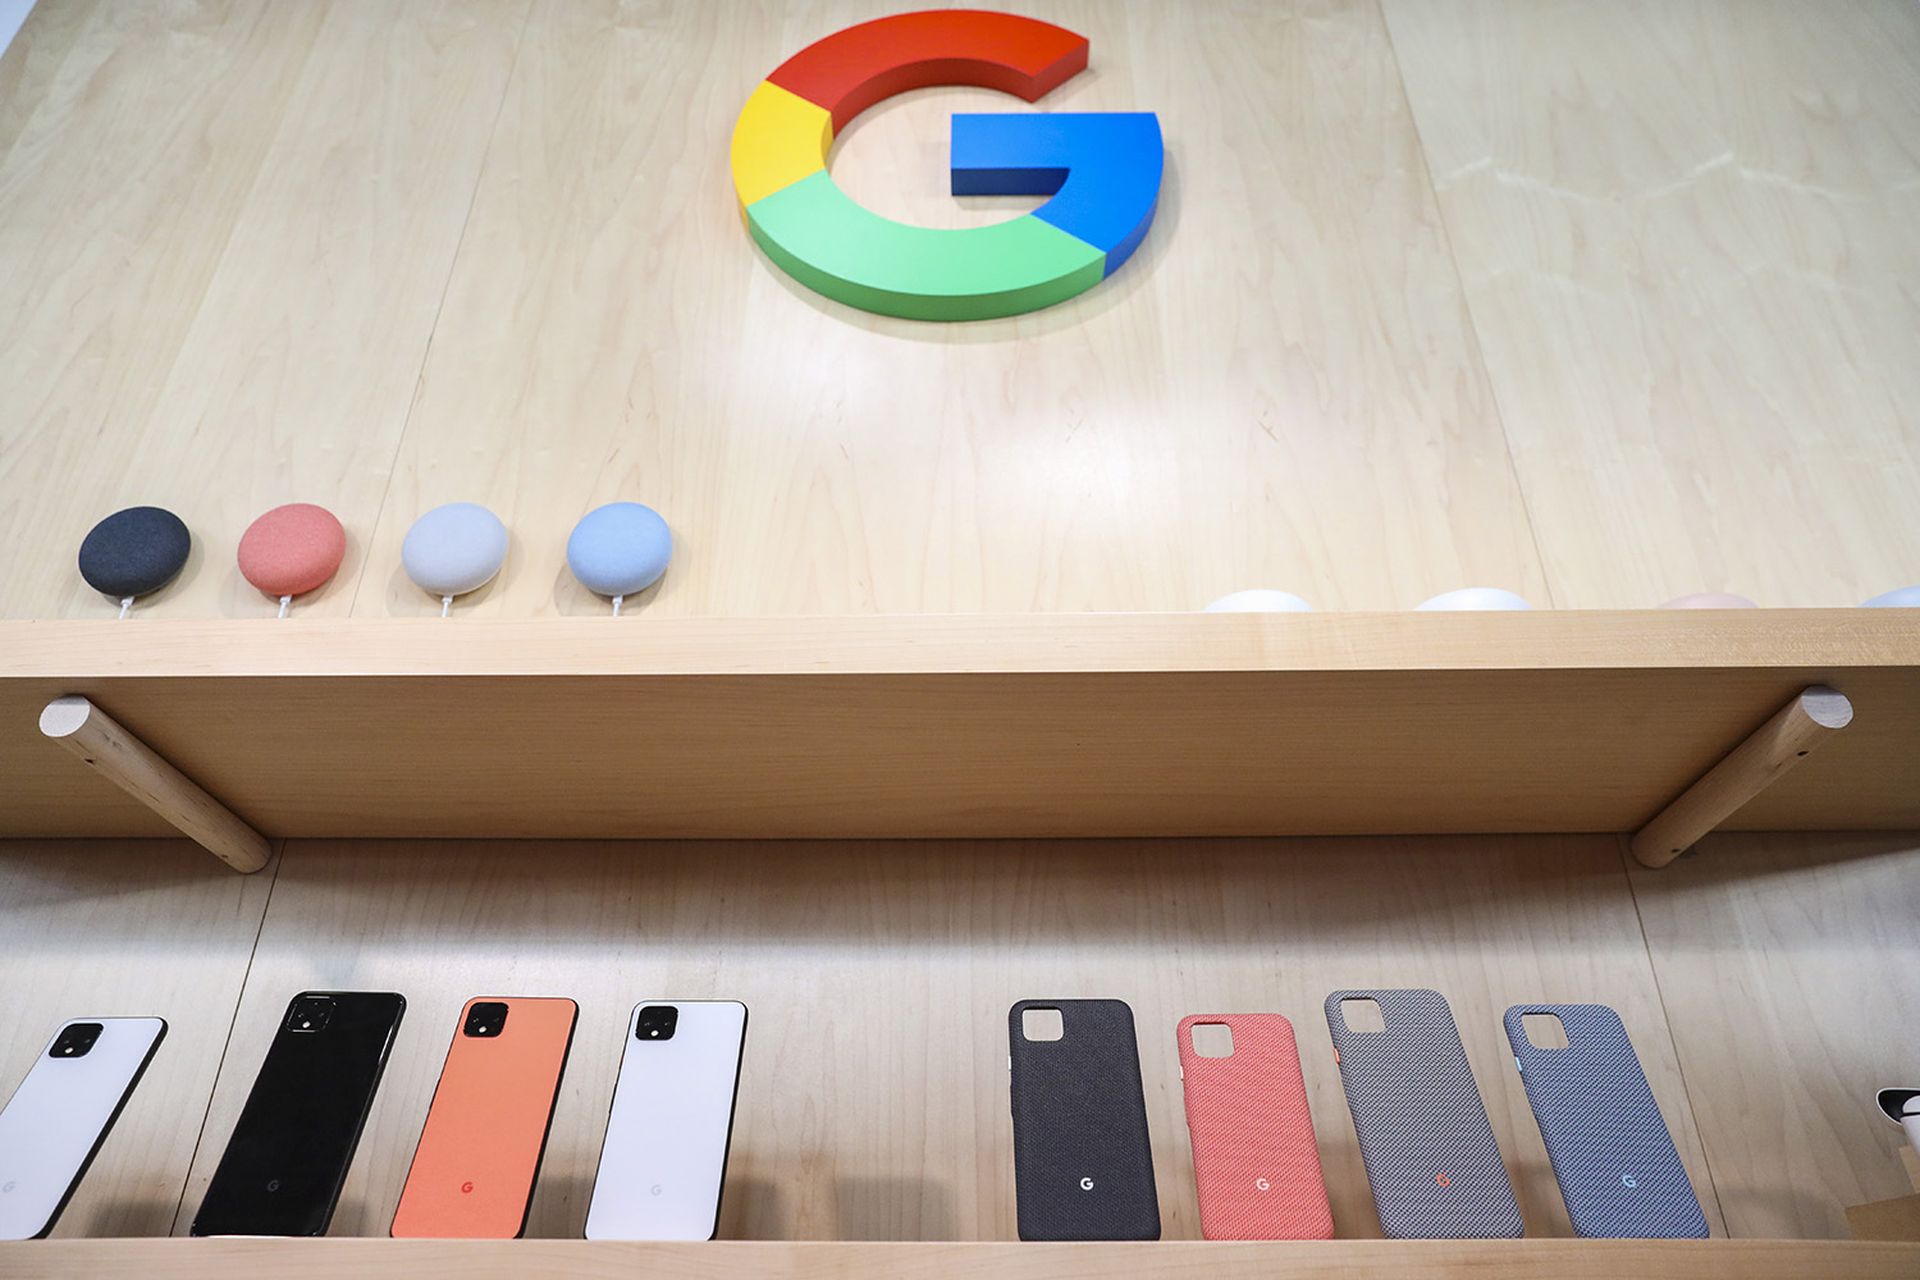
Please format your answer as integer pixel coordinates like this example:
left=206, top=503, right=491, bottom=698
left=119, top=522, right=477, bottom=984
left=390, top=996, right=577, bottom=1238
left=1178, top=1013, right=1333, bottom=1240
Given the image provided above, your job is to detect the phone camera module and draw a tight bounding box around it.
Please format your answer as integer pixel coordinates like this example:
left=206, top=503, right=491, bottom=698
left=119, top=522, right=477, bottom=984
left=50, top=1022, right=103, bottom=1059
left=287, top=995, right=336, bottom=1033
left=636, top=1005, right=678, bottom=1042
left=464, top=1001, right=509, bottom=1038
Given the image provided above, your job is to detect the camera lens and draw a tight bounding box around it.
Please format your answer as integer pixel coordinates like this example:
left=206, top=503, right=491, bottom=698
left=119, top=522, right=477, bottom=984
left=636, top=1005, right=678, bottom=1042
left=50, top=1022, right=103, bottom=1059
left=464, top=1001, right=509, bottom=1038
left=286, top=995, right=335, bottom=1033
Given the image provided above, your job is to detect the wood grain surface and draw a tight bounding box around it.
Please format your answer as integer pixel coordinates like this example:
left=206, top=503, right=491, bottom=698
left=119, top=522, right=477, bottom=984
left=0, top=840, right=276, bottom=1237
left=37, top=696, right=272, bottom=872
left=3, top=612, right=1917, bottom=840
left=0, top=831, right=1913, bottom=1248
left=1383, top=0, right=1920, bottom=609
left=9, top=1, right=1911, bottom=619
left=6, top=1237, right=1920, bottom=1280
left=1629, top=832, right=1920, bottom=1239
left=2, top=0, right=1917, bottom=1265
left=171, top=835, right=1713, bottom=1241
left=1630, top=686, right=1854, bottom=868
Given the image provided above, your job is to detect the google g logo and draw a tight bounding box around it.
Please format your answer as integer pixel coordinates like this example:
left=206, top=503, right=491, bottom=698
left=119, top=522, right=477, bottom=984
left=730, top=10, right=1163, bottom=321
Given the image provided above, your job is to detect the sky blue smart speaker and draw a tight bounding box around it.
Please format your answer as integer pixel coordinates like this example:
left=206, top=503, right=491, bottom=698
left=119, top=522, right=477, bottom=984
left=566, top=502, right=671, bottom=614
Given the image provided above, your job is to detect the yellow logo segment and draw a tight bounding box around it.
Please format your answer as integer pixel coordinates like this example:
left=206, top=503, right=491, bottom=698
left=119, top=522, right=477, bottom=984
left=729, top=81, right=833, bottom=211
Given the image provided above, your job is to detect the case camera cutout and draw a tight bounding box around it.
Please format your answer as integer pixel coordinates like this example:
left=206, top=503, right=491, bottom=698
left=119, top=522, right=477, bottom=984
left=1521, top=1011, right=1570, bottom=1050
left=1190, top=1022, right=1235, bottom=1058
left=1339, top=997, right=1385, bottom=1034
left=1020, top=1007, right=1064, bottom=1042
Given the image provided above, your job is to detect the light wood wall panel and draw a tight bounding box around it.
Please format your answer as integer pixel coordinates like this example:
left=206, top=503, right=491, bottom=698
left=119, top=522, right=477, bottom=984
left=0, top=0, right=93, bottom=167
left=246, top=0, right=1540, bottom=619
left=0, top=840, right=276, bottom=1237
left=0, top=1, right=328, bottom=618
left=0, top=1, right=528, bottom=621
left=1383, top=0, right=1920, bottom=608
left=0, top=0, right=1536, bottom=621
left=4, top=2, right=1917, bottom=617
left=173, top=835, right=1716, bottom=1240
left=1630, top=832, right=1920, bottom=1238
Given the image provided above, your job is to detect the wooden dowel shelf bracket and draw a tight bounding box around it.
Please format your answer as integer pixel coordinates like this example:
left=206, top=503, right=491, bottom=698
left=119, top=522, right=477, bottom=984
left=38, top=695, right=271, bottom=873
left=1631, top=685, right=1854, bottom=869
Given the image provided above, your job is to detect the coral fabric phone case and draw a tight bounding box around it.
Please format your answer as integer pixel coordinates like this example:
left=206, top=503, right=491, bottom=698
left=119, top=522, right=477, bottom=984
left=1177, top=1014, right=1332, bottom=1240
left=1325, top=989, right=1522, bottom=1238
left=1008, top=999, right=1160, bottom=1241
left=0, top=1017, right=166, bottom=1240
left=1504, top=1004, right=1708, bottom=1238
left=392, top=997, right=577, bottom=1238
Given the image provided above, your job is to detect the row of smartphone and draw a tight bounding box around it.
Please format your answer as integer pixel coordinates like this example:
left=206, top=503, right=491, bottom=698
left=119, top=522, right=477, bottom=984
left=0, top=994, right=746, bottom=1242
left=1014, top=991, right=1709, bottom=1241
left=2, top=986, right=1706, bottom=1242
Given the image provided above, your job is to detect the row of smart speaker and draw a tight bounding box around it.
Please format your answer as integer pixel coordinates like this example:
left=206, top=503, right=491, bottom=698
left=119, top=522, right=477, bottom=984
left=74, top=501, right=672, bottom=617
left=74, top=503, right=1920, bottom=618
left=0, top=987, right=1704, bottom=1242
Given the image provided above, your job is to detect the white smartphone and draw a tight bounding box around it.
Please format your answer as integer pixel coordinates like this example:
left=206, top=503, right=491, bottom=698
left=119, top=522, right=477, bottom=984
left=0, top=1016, right=167, bottom=1240
left=585, top=1000, right=747, bottom=1241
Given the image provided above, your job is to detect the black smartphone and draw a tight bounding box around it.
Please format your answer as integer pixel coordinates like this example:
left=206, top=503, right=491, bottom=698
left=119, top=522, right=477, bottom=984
left=191, top=991, right=406, bottom=1237
left=1008, top=998, right=1160, bottom=1241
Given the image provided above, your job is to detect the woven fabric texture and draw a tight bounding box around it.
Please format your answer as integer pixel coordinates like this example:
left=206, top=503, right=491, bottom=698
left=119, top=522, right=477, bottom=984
left=1009, top=999, right=1160, bottom=1241
left=1324, top=988, right=1523, bottom=1238
left=1178, top=1013, right=1332, bottom=1239
left=1505, top=1004, right=1708, bottom=1238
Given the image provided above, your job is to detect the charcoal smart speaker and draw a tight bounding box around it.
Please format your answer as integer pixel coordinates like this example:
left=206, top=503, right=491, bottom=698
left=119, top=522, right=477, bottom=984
left=402, top=502, right=509, bottom=615
left=238, top=503, right=347, bottom=616
left=78, top=505, right=191, bottom=615
left=566, top=502, right=671, bottom=614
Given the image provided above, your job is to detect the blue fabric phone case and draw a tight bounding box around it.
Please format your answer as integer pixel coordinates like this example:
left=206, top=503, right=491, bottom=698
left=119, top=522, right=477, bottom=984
left=1504, top=1003, right=1708, bottom=1238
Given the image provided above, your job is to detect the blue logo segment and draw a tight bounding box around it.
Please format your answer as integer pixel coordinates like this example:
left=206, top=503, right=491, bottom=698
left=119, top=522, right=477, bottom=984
left=949, top=112, right=1164, bottom=275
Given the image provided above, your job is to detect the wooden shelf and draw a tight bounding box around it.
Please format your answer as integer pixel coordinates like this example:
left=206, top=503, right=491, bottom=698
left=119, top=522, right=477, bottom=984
left=3, top=611, right=1917, bottom=841
left=1, top=1238, right=1915, bottom=1279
